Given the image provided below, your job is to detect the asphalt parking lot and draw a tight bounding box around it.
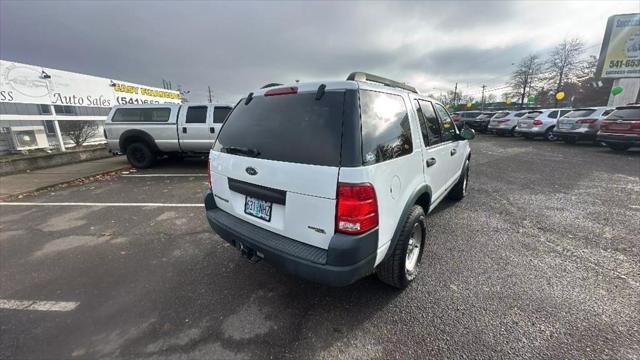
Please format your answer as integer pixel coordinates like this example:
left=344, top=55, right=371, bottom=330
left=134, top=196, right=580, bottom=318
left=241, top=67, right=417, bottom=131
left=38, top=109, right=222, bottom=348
left=1, top=135, right=639, bottom=359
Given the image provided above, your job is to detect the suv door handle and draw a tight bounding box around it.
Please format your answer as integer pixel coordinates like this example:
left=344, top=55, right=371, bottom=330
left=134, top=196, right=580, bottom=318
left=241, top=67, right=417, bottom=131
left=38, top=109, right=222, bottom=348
left=209, top=127, right=215, bottom=134
left=450, top=148, right=457, bottom=156
left=182, top=127, right=187, bottom=134
left=426, top=158, right=437, bottom=167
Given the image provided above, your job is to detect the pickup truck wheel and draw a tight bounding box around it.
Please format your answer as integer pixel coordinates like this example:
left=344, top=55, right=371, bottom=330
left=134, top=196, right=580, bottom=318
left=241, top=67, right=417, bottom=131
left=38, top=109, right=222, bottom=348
left=377, top=205, right=426, bottom=289
left=448, top=159, right=469, bottom=201
left=126, top=142, right=156, bottom=169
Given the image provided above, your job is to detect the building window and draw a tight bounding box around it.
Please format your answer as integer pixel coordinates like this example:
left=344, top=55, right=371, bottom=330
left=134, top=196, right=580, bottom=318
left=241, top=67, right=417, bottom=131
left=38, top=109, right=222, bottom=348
left=39, top=104, right=52, bottom=115
left=54, top=105, right=76, bottom=115
left=43, top=120, right=56, bottom=135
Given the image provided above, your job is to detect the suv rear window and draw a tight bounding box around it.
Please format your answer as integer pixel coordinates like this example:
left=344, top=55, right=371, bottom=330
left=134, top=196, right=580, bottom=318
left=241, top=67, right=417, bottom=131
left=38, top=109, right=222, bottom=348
left=214, top=92, right=345, bottom=167
left=565, top=109, right=596, bottom=118
left=112, top=107, right=171, bottom=122
left=607, top=107, right=640, bottom=120
left=360, top=90, right=412, bottom=165
left=493, top=112, right=509, bottom=119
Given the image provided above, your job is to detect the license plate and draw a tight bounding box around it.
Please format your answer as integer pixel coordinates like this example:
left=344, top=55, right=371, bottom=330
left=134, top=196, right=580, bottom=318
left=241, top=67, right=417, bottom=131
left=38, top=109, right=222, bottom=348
left=609, top=124, right=630, bottom=130
left=558, top=123, right=571, bottom=129
left=244, top=196, right=272, bottom=222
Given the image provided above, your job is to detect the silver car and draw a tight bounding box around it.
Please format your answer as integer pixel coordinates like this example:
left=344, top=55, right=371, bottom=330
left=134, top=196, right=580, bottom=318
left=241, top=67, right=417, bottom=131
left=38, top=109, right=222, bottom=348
left=487, top=110, right=529, bottom=136
left=515, top=108, right=572, bottom=141
left=553, top=107, right=615, bottom=144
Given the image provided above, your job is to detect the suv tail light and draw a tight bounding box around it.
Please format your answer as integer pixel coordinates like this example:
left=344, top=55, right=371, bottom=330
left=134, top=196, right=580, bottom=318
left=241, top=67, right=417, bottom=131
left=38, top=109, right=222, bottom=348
left=207, top=159, right=212, bottom=189
left=264, top=86, right=298, bottom=96
left=533, top=118, right=543, bottom=126
left=497, top=119, right=510, bottom=123
left=336, top=183, right=378, bottom=234
left=576, top=118, right=598, bottom=124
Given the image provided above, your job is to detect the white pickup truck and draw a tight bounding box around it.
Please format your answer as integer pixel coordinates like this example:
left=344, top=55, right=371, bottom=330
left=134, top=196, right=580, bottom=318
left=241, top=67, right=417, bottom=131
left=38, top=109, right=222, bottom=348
left=105, top=103, right=232, bottom=168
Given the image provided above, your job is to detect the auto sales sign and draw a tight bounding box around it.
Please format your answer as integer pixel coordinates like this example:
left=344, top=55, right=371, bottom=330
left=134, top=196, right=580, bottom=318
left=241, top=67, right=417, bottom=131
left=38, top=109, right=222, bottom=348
left=596, top=13, right=640, bottom=78
left=0, top=59, right=182, bottom=106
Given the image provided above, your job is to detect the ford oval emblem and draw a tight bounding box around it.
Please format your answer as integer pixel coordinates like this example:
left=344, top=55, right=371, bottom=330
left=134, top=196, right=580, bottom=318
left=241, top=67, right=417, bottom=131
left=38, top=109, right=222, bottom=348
left=246, top=167, right=258, bottom=176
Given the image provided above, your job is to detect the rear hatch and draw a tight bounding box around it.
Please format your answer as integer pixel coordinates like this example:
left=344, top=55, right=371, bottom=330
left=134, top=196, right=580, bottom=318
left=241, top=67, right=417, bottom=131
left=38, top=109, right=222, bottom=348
left=518, top=111, right=542, bottom=129
left=209, top=87, right=352, bottom=250
left=558, top=108, right=597, bottom=130
left=489, top=112, right=510, bottom=126
left=601, top=106, right=640, bottom=135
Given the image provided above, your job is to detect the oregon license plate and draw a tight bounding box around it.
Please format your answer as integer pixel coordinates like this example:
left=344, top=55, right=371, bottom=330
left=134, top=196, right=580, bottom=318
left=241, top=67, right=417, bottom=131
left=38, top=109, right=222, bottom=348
left=244, top=196, right=272, bottom=222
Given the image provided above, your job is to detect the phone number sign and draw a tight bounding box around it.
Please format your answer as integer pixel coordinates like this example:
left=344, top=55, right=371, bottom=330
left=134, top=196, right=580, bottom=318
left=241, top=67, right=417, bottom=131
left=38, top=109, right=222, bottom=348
left=597, top=13, right=640, bottom=78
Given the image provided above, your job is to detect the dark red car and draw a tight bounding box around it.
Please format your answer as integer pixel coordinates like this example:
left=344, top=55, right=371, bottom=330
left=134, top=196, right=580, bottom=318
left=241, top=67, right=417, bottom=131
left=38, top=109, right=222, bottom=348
left=597, top=104, right=640, bottom=152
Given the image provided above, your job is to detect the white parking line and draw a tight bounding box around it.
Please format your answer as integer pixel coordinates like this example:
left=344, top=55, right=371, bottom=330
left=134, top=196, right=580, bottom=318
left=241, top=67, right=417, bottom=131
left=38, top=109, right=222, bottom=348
left=0, top=202, right=203, bottom=207
left=0, top=299, right=79, bottom=312
left=122, top=174, right=207, bottom=177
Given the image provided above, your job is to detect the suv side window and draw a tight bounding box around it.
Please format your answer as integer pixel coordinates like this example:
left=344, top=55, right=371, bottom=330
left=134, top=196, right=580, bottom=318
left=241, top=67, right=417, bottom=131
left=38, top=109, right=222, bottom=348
left=433, top=104, right=456, bottom=142
left=214, top=107, right=231, bottom=124
left=417, top=100, right=442, bottom=146
left=414, top=100, right=430, bottom=147
left=360, top=90, right=412, bottom=165
left=548, top=110, right=559, bottom=118
left=559, top=109, right=571, bottom=117
left=186, top=106, right=208, bottom=123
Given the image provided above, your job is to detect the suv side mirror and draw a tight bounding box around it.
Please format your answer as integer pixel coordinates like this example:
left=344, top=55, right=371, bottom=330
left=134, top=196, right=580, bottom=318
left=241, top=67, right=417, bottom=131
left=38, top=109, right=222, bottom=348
left=458, top=127, right=475, bottom=140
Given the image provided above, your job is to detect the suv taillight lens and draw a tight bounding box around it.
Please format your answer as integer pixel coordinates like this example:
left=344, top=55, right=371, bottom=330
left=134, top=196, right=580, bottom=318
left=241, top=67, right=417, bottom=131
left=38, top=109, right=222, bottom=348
left=498, top=119, right=510, bottom=123
left=264, top=86, right=298, bottom=96
left=336, top=183, right=378, bottom=235
left=533, top=118, right=543, bottom=126
left=576, top=118, right=598, bottom=124
left=207, top=159, right=212, bottom=189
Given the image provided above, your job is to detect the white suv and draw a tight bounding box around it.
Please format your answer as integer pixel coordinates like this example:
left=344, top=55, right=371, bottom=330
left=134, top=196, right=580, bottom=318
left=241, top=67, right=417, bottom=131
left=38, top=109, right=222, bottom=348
left=515, top=108, right=572, bottom=141
left=204, top=72, right=474, bottom=288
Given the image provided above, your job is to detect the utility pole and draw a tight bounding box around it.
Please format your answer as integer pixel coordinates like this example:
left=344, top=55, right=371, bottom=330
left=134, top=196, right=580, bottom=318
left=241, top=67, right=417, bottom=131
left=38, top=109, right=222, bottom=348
left=452, top=82, right=458, bottom=109
left=481, top=85, right=486, bottom=111
left=208, top=86, right=213, bottom=103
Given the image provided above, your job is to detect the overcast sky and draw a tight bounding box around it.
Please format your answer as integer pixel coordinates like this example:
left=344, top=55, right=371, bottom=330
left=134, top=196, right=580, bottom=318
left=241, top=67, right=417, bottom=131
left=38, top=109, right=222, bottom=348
left=1, top=0, right=638, bottom=103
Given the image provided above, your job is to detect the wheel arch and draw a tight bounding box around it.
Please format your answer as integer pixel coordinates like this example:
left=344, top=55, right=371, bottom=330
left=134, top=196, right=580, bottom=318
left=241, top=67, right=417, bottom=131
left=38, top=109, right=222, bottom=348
left=119, top=129, right=159, bottom=153
left=382, top=184, right=431, bottom=262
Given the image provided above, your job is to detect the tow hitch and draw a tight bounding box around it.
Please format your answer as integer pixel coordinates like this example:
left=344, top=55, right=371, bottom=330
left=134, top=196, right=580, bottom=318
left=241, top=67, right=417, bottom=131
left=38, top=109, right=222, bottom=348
left=239, top=243, right=262, bottom=263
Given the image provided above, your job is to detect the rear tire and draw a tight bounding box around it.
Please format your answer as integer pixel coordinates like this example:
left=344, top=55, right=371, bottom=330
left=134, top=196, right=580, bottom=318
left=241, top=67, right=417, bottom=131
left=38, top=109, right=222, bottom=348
left=544, top=127, right=557, bottom=141
left=377, top=206, right=426, bottom=289
left=448, top=159, right=469, bottom=201
left=126, top=142, right=156, bottom=169
left=606, top=143, right=632, bottom=152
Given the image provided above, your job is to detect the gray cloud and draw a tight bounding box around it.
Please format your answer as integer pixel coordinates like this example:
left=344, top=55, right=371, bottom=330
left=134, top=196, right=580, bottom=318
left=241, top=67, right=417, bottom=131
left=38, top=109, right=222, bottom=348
left=1, top=1, right=636, bottom=102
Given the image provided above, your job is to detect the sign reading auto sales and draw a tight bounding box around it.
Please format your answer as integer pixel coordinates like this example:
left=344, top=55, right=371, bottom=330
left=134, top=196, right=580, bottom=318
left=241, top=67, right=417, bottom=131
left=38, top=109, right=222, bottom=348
left=0, top=59, right=182, bottom=106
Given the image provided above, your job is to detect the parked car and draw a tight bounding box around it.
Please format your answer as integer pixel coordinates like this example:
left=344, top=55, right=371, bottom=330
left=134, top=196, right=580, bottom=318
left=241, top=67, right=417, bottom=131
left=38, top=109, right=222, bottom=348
left=105, top=103, right=233, bottom=168
left=515, top=108, right=572, bottom=140
left=553, top=107, right=615, bottom=144
left=597, top=104, right=640, bottom=152
left=487, top=110, right=529, bottom=136
left=466, top=111, right=496, bottom=133
left=451, top=111, right=481, bottom=130
left=204, top=72, right=475, bottom=289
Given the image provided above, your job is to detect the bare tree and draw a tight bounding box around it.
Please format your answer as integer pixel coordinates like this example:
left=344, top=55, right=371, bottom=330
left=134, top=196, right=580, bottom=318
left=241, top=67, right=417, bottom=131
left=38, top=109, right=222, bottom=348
left=545, top=38, right=585, bottom=105
left=510, top=54, right=542, bottom=109
left=59, top=120, right=98, bottom=146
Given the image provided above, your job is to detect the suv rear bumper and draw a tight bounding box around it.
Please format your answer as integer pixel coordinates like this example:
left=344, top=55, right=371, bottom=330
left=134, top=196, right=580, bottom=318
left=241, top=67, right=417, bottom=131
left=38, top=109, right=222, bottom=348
left=204, top=192, right=377, bottom=286
left=597, top=132, right=640, bottom=145
left=553, top=128, right=597, bottom=141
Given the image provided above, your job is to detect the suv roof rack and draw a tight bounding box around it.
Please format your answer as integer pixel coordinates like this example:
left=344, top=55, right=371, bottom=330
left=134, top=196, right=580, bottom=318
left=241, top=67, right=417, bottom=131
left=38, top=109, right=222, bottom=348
left=346, top=72, right=418, bottom=94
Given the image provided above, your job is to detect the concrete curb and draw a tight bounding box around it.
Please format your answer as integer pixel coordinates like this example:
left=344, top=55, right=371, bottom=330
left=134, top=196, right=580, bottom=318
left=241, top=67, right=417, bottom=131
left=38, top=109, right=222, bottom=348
left=0, top=158, right=131, bottom=200
left=0, top=147, right=112, bottom=176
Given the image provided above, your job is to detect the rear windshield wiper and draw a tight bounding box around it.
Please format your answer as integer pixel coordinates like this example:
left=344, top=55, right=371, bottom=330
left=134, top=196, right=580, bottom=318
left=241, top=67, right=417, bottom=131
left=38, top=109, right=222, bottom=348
left=221, top=146, right=261, bottom=157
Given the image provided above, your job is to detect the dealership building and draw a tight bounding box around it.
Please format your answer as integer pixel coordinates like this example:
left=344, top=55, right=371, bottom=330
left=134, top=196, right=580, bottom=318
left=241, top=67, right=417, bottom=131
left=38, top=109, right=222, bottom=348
left=0, top=60, right=182, bottom=154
